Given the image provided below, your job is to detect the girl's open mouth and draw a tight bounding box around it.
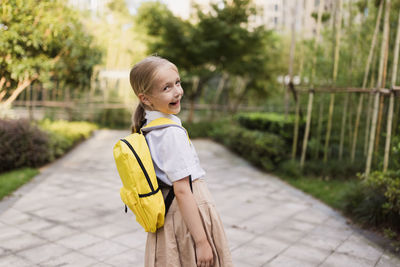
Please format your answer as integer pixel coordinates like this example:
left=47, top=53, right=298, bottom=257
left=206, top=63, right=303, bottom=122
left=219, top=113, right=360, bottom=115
left=170, top=100, right=180, bottom=106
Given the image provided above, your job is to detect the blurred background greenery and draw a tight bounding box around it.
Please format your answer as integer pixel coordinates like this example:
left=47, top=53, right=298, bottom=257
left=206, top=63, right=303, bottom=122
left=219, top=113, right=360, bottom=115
left=1, top=0, right=400, bottom=249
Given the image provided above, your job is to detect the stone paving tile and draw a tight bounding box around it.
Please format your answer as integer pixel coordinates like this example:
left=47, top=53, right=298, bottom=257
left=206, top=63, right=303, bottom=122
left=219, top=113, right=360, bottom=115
left=56, top=232, right=103, bottom=250
left=319, top=252, right=376, bottom=267
left=111, top=231, right=147, bottom=251
left=297, top=233, right=344, bottom=251
left=16, top=242, right=70, bottom=264
left=375, top=253, right=400, bottom=267
left=102, top=248, right=145, bottom=267
left=86, top=223, right=133, bottom=240
left=265, top=255, right=318, bottom=267
left=280, top=243, right=332, bottom=265
left=336, top=234, right=384, bottom=263
left=0, top=254, right=34, bottom=267
left=80, top=239, right=131, bottom=262
left=231, top=242, right=279, bottom=266
left=40, top=251, right=97, bottom=267
left=0, top=130, right=399, bottom=266
left=0, top=232, right=46, bottom=252
left=36, top=224, right=79, bottom=242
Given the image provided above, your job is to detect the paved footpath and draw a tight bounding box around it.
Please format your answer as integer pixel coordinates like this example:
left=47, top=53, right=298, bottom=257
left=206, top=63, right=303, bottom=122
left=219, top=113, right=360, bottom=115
left=1, top=130, right=400, bottom=267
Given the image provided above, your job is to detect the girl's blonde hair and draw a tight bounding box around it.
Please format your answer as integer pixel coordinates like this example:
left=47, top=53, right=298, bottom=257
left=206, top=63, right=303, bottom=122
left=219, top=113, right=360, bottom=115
left=129, top=56, right=178, bottom=133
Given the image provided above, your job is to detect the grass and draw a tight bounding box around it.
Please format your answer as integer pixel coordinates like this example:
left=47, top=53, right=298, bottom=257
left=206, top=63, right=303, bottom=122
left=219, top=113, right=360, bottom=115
left=0, top=168, right=39, bottom=200
left=278, top=174, right=359, bottom=211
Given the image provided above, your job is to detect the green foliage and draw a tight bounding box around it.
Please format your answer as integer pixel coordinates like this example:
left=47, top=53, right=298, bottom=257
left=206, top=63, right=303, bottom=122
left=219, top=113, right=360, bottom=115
left=38, top=119, right=98, bottom=160
left=282, top=175, right=358, bottom=211
left=277, top=160, right=302, bottom=178
left=0, top=119, right=51, bottom=172
left=94, top=108, right=132, bottom=129
left=209, top=122, right=288, bottom=171
left=236, top=112, right=303, bottom=142
left=0, top=118, right=98, bottom=173
left=0, top=168, right=39, bottom=200
left=302, top=159, right=365, bottom=179
left=343, top=171, right=400, bottom=231
left=136, top=0, right=283, bottom=106
left=183, top=121, right=217, bottom=139
left=0, top=0, right=102, bottom=104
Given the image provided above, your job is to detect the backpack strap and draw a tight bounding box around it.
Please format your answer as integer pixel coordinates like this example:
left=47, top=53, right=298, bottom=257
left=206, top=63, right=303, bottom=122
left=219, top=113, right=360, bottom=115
left=142, top=117, right=193, bottom=215
left=140, top=117, right=191, bottom=143
left=164, top=176, right=193, bottom=216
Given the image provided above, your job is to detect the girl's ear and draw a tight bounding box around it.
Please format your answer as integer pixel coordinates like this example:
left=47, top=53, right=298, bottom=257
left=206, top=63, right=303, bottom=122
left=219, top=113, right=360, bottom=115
left=138, top=93, right=152, bottom=107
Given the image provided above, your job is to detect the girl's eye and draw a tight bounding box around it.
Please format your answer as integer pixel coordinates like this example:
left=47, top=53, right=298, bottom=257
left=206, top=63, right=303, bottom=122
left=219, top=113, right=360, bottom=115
left=176, top=80, right=181, bottom=85
left=163, top=86, right=169, bottom=91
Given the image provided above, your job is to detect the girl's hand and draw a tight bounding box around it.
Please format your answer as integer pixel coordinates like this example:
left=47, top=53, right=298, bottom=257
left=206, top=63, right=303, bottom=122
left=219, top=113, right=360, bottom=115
left=196, top=239, right=214, bottom=267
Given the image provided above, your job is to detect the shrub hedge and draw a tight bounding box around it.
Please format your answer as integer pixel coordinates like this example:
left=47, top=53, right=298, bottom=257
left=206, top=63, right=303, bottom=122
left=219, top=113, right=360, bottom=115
left=210, top=122, right=288, bottom=171
left=343, top=170, right=400, bottom=231
left=236, top=112, right=304, bottom=143
left=0, top=119, right=97, bottom=173
left=0, top=119, right=51, bottom=172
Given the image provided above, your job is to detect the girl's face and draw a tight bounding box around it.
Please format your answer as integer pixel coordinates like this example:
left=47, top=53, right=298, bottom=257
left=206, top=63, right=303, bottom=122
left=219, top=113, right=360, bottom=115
left=140, top=64, right=183, bottom=115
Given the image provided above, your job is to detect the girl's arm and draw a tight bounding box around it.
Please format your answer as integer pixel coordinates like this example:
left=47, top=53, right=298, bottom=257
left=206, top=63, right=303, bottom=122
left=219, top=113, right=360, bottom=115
left=173, top=177, right=214, bottom=267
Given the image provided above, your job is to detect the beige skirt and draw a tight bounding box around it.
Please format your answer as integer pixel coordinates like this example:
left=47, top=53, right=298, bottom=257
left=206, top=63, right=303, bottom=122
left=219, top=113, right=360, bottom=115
left=145, top=179, right=233, bottom=267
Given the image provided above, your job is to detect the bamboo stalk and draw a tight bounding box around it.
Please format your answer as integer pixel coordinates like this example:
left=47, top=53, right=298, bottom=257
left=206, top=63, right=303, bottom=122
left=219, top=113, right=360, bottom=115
left=383, top=9, right=400, bottom=172
left=301, top=91, right=314, bottom=167
left=300, top=0, right=325, bottom=167
left=366, top=0, right=391, bottom=176
left=286, top=0, right=298, bottom=119
left=314, top=99, right=324, bottom=159
left=353, top=0, right=383, bottom=161
left=292, top=97, right=300, bottom=159
left=339, top=93, right=349, bottom=160
left=323, top=0, right=343, bottom=162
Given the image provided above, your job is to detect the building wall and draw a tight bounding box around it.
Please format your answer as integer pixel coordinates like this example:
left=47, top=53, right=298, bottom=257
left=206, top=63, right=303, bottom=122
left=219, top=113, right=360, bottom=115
left=68, top=0, right=110, bottom=16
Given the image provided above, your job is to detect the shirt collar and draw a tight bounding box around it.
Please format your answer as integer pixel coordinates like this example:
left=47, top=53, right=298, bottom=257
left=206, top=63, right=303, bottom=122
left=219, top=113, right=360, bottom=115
left=144, top=110, right=182, bottom=126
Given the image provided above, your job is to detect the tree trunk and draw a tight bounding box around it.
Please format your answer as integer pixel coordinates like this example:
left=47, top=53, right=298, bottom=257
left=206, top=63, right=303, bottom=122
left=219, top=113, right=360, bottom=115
left=0, top=77, right=5, bottom=92
left=187, top=76, right=200, bottom=123
left=3, top=76, right=38, bottom=106
left=211, top=73, right=228, bottom=118
left=231, top=77, right=249, bottom=114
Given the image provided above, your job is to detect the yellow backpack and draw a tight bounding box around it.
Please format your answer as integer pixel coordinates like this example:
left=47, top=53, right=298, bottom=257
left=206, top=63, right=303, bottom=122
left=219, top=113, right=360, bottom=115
left=113, top=117, right=190, bottom=233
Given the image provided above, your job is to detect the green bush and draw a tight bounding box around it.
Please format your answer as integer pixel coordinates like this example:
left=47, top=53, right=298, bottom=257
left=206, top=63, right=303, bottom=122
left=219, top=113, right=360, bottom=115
left=0, top=119, right=98, bottom=173
left=302, top=159, right=364, bottom=179
left=343, top=170, right=400, bottom=231
left=277, top=160, right=302, bottom=178
left=0, top=119, right=51, bottom=172
left=210, top=122, right=288, bottom=171
left=183, top=121, right=217, bottom=139
left=95, top=108, right=131, bottom=129
left=38, top=119, right=98, bottom=160
left=236, top=112, right=304, bottom=142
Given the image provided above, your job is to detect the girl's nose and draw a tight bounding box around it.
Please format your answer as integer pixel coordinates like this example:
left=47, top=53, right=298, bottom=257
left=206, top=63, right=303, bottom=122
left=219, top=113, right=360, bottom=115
left=174, top=84, right=183, bottom=96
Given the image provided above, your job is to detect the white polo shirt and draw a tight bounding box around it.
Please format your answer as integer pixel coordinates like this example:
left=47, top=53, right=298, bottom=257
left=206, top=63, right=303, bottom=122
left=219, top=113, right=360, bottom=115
left=143, top=110, right=205, bottom=186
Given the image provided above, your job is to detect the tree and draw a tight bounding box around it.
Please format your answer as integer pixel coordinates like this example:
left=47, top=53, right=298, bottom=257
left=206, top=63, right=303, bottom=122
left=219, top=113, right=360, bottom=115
left=135, top=0, right=283, bottom=120
left=0, top=0, right=102, bottom=106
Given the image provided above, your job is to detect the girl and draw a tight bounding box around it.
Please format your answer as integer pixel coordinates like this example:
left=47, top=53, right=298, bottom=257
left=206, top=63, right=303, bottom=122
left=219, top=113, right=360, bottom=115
left=129, top=56, right=233, bottom=267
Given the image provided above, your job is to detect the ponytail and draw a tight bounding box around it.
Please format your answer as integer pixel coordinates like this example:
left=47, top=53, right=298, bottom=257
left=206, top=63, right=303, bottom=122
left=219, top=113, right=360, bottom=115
left=132, top=102, right=146, bottom=133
